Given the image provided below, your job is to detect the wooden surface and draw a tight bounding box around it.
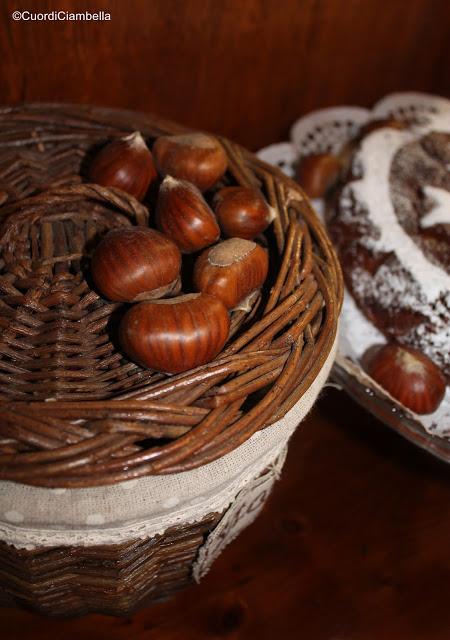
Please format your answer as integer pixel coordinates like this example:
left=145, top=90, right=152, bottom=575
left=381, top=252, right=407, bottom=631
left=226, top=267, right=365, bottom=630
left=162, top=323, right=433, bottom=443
left=0, top=0, right=449, bottom=150
left=3, top=387, right=450, bottom=639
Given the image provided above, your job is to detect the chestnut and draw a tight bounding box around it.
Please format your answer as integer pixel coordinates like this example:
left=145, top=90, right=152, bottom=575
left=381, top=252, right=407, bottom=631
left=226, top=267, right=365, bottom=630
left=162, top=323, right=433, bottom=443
left=193, top=238, right=269, bottom=309
left=296, top=153, right=341, bottom=198
left=152, top=132, right=227, bottom=191
left=213, top=187, right=275, bottom=240
left=89, top=131, right=157, bottom=201
left=91, top=227, right=181, bottom=302
left=156, top=176, right=220, bottom=253
left=120, top=293, right=230, bottom=374
left=363, top=343, right=446, bottom=415
left=359, top=118, right=406, bottom=138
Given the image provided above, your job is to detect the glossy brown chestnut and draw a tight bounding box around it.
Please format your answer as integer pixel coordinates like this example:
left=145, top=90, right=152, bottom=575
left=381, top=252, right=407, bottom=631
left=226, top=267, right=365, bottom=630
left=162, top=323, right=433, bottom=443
left=119, top=293, right=230, bottom=373
left=89, top=131, right=157, bottom=201
left=152, top=132, right=228, bottom=191
left=194, top=238, right=269, bottom=309
left=213, top=187, right=275, bottom=240
left=156, top=176, right=220, bottom=253
left=363, top=343, right=446, bottom=414
left=296, top=153, right=342, bottom=199
left=91, top=227, right=181, bottom=302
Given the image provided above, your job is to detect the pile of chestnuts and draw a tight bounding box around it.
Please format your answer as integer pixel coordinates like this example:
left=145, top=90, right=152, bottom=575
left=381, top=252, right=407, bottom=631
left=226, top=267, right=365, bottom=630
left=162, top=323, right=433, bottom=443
left=88, top=130, right=273, bottom=374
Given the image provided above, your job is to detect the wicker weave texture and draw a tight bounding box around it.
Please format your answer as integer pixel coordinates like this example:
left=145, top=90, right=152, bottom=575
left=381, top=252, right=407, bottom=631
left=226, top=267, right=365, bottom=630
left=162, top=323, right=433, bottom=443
left=0, top=511, right=220, bottom=617
left=0, top=105, right=342, bottom=487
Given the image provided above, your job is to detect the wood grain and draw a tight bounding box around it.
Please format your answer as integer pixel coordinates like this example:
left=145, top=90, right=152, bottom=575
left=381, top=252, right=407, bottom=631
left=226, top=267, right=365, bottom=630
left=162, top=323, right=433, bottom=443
left=3, top=388, right=450, bottom=638
left=0, top=0, right=448, bottom=150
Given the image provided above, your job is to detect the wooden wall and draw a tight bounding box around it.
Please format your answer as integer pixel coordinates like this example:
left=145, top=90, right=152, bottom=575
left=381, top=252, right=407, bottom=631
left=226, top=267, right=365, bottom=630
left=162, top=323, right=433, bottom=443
left=0, top=0, right=448, bottom=149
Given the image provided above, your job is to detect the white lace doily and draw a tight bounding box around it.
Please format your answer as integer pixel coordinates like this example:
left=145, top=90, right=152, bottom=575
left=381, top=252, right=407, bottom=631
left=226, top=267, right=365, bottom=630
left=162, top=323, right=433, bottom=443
left=290, top=106, right=370, bottom=157
left=373, top=92, right=450, bottom=125
left=0, top=336, right=337, bottom=550
left=257, top=142, right=296, bottom=178
left=257, top=92, right=450, bottom=438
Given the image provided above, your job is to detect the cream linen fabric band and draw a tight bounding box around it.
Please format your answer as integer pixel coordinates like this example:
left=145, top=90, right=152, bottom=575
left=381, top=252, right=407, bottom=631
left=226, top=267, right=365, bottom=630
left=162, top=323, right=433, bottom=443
left=0, top=334, right=337, bottom=550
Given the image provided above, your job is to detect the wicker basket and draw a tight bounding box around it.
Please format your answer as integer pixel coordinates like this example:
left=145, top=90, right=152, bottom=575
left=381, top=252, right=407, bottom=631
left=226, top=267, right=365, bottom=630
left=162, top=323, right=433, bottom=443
left=0, top=104, right=342, bottom=616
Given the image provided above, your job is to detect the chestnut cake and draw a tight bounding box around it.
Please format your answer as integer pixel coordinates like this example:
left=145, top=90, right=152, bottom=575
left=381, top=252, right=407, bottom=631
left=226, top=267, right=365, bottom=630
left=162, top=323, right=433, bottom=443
left=328, top=107, right=450, bottom=380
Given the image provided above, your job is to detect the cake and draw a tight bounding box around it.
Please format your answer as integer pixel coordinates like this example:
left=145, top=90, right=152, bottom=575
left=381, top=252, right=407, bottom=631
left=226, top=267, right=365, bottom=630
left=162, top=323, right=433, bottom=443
left=327, top=107, right=450, bottom=379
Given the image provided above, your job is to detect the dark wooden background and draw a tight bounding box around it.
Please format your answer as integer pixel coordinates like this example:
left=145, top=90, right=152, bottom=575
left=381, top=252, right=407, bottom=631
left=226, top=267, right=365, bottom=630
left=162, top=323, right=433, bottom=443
left=0, top=0, right=448, bottom=150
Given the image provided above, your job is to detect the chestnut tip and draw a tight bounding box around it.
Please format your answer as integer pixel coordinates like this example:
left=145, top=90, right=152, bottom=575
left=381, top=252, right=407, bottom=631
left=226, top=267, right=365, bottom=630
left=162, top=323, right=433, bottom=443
left=156, top=176, right=220, bottom=253
left=88, top=130, right=157, bottom=201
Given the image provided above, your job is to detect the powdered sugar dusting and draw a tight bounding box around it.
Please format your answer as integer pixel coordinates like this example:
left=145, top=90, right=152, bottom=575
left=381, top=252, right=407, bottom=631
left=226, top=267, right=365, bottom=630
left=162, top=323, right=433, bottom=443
left=336, top=99, right=450, bottom=437
left=337, top=105, right=450, bottom=377
left=339, top=289, right=386, bottom=359
left=421, top=186, right=450, bottom=228
left=350, top=262, right=450, bottom=371
left=257, top=94, right=450, bottom=439
left=350, top=126, right=450, bottom=300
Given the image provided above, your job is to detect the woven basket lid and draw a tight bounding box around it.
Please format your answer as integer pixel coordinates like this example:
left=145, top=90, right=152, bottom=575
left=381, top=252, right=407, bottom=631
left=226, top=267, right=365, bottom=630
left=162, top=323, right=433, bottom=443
left=0, top=104, right=342, bottom=487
